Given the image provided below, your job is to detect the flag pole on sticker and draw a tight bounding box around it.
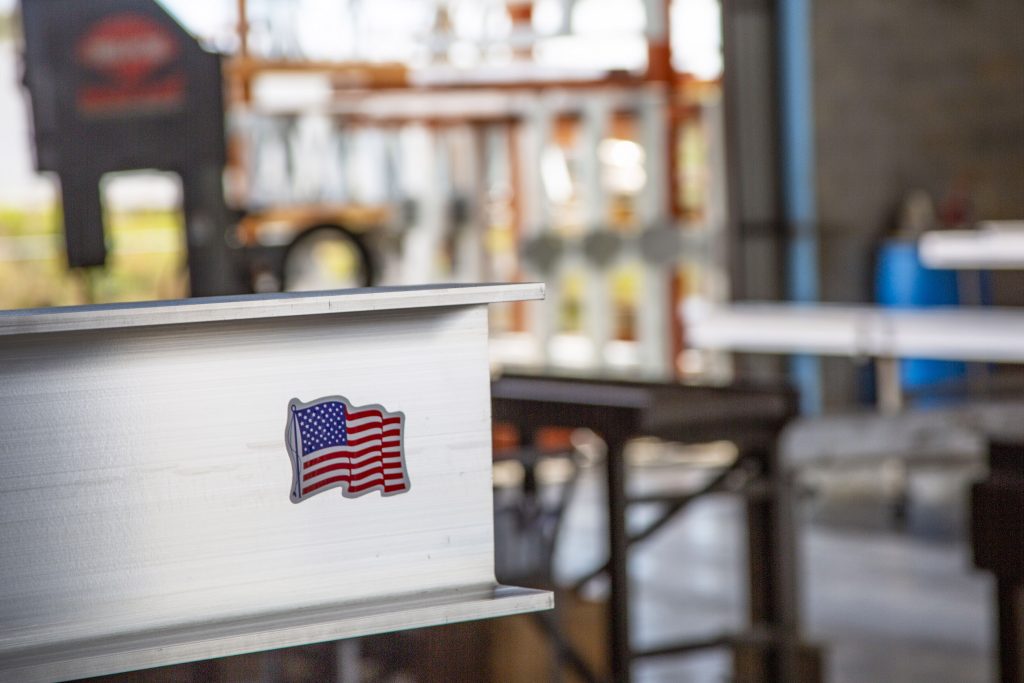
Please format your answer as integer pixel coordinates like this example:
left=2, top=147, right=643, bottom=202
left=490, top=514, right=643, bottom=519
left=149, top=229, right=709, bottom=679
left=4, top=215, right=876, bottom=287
left=284, top=396, right=409, bottom=503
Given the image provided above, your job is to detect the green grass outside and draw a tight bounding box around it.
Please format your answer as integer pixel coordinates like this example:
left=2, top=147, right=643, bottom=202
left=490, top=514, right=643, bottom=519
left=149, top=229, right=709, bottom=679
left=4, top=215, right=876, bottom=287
left=0, top=204, right=188, bottom=310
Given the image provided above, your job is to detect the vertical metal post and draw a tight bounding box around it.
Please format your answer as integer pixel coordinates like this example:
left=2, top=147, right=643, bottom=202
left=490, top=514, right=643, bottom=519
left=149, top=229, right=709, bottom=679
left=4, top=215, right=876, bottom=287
left=875, top=357, right=904, bottom=414
left=235, top=0, right=252, bottom=102
left=745, top=442, right=800, bottom=682
left=236, top=0, right=249, bottom=58
left=400, top=125, right=448, bottom=283
left=605, top=436, right=632, bottom=683
left=642, top=0, right=670, bottom=83
left=336, top=638, right=362, bottom=683
left=778, top=0, right=822, bottom=414
left=720, top=0, right=788, bottom=386
left=580, top=95, right=613, bottom=366
left=450, top=124, right=486, bottom=283
left=996, top=582, right=1022, bottom=683
left=971, top=441, right=1024, bottom=683
left=181, top=163, right=241, bottom=296
left=721, top=0, right=783, bottom=301
left=376, top=128, right=404, bottom=284
left=518, top=97, right=557, bottom=358
left=637, top=89, right=673, bottom=376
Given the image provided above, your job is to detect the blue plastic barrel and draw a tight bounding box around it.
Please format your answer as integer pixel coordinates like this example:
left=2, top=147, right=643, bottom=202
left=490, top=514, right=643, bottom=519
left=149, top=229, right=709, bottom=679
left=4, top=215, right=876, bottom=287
left=874, top=239, right=966, bottom=400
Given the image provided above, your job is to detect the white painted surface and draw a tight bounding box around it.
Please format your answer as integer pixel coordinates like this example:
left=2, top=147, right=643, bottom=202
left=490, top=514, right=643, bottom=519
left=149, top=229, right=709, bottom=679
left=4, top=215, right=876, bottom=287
left=580, top=95, right=613, bottom=366
left=684, top=302, right=1024, bottom=363
left=636, top=88, right=672, bottom=376
left=918, top=222, right=1024, bottom=270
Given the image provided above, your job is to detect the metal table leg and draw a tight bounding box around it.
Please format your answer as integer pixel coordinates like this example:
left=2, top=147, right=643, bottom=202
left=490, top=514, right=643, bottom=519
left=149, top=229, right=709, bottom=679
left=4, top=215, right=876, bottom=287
left=606, top=436, right=632, bottom=683
left=996, top=581, right=1022, bottom=683
left=744, top=444, right=800, bottom=682
left=971, top=441, right=1024, bottom=683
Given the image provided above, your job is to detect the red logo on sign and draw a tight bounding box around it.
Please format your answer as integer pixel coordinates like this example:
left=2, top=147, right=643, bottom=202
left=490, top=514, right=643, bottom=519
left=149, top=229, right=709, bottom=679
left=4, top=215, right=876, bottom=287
left=78, top=14, right=179, bottom=83
left=75, top=13, right=185, bottom=115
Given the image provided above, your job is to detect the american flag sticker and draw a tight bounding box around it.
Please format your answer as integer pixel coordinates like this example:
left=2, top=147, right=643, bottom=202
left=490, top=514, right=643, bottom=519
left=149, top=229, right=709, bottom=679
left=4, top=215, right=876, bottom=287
left=285, top=396, right=410, bottom=503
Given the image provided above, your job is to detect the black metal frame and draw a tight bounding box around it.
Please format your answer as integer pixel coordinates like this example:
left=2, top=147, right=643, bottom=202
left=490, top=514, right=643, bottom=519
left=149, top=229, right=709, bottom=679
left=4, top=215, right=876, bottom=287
left=970, top=440, right=1024, bottom=683
left=492, top=373, right=813, bottom=683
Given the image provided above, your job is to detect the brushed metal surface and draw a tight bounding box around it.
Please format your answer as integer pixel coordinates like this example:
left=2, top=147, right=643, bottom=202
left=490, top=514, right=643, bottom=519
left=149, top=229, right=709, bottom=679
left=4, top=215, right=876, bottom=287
left=4, top=585, right=550, bottom=682
left=0, top=286, right=550, bottom=681
left=0, top=283, right=544, bottom=337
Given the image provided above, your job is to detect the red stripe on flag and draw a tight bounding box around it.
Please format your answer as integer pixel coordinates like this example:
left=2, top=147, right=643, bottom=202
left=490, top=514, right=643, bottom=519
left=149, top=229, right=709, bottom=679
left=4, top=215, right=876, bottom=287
left=348, top=422, right=401, bottom=437
left=305, top=445, right=378, bottom=468
left=304, top=457, right=405, bottom=478
left=347, top=432, right=385, bottom=447
left=349, top=479, right=408, bottom=494
left=303, top=439, right=401, bottom=468
left=303, top=461, right=405, bottom=482
left=347, top=412, right=382, bottom=421
left=343, top=433, right=401, bottom=449
left=347, top=409, right=401, bottom=423
left=302, top=473, right=408, bottom=496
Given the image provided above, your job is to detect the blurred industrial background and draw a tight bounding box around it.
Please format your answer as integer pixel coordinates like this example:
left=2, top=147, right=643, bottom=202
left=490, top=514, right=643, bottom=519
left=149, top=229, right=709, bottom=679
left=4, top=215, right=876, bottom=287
left=0, top=0, right=1021, bottom=681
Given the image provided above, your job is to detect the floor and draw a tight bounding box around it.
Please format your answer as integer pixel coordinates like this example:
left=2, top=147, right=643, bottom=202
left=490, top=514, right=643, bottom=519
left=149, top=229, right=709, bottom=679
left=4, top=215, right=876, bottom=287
left=550, top=458, right=993, bottom=683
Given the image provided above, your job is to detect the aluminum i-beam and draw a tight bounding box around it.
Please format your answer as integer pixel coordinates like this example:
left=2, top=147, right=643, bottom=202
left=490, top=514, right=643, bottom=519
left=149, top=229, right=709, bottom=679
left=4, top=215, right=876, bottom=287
left=0, top=283, right=551, bottom=682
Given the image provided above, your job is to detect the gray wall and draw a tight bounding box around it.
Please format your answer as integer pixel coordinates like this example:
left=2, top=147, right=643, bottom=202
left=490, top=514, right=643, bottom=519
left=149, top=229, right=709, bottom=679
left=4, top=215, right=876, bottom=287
left=810, top=0, right=1024, bottom=406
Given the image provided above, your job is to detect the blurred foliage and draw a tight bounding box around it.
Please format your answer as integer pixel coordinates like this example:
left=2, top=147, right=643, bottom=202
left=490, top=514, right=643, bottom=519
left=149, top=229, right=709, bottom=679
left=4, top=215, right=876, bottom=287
left=0, top=204, right=188, bottom=310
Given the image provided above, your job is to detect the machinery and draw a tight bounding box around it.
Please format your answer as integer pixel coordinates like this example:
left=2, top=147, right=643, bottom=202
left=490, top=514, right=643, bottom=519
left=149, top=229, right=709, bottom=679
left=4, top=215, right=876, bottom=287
left=18, top=0, right=382, bottom=296
left=17, top=0, right=728, bottom=377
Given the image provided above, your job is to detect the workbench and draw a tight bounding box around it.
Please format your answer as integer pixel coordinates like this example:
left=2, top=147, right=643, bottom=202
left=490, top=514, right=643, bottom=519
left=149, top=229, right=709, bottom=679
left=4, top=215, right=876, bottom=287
left=492, top=374, right=817, bottom=683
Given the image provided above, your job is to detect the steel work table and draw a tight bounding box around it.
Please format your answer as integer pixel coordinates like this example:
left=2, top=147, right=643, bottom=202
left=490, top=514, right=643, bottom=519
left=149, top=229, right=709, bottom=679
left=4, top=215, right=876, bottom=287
left=492, top=374, right=816, bottom=683
left=0, top=284, right=551, bottom=682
